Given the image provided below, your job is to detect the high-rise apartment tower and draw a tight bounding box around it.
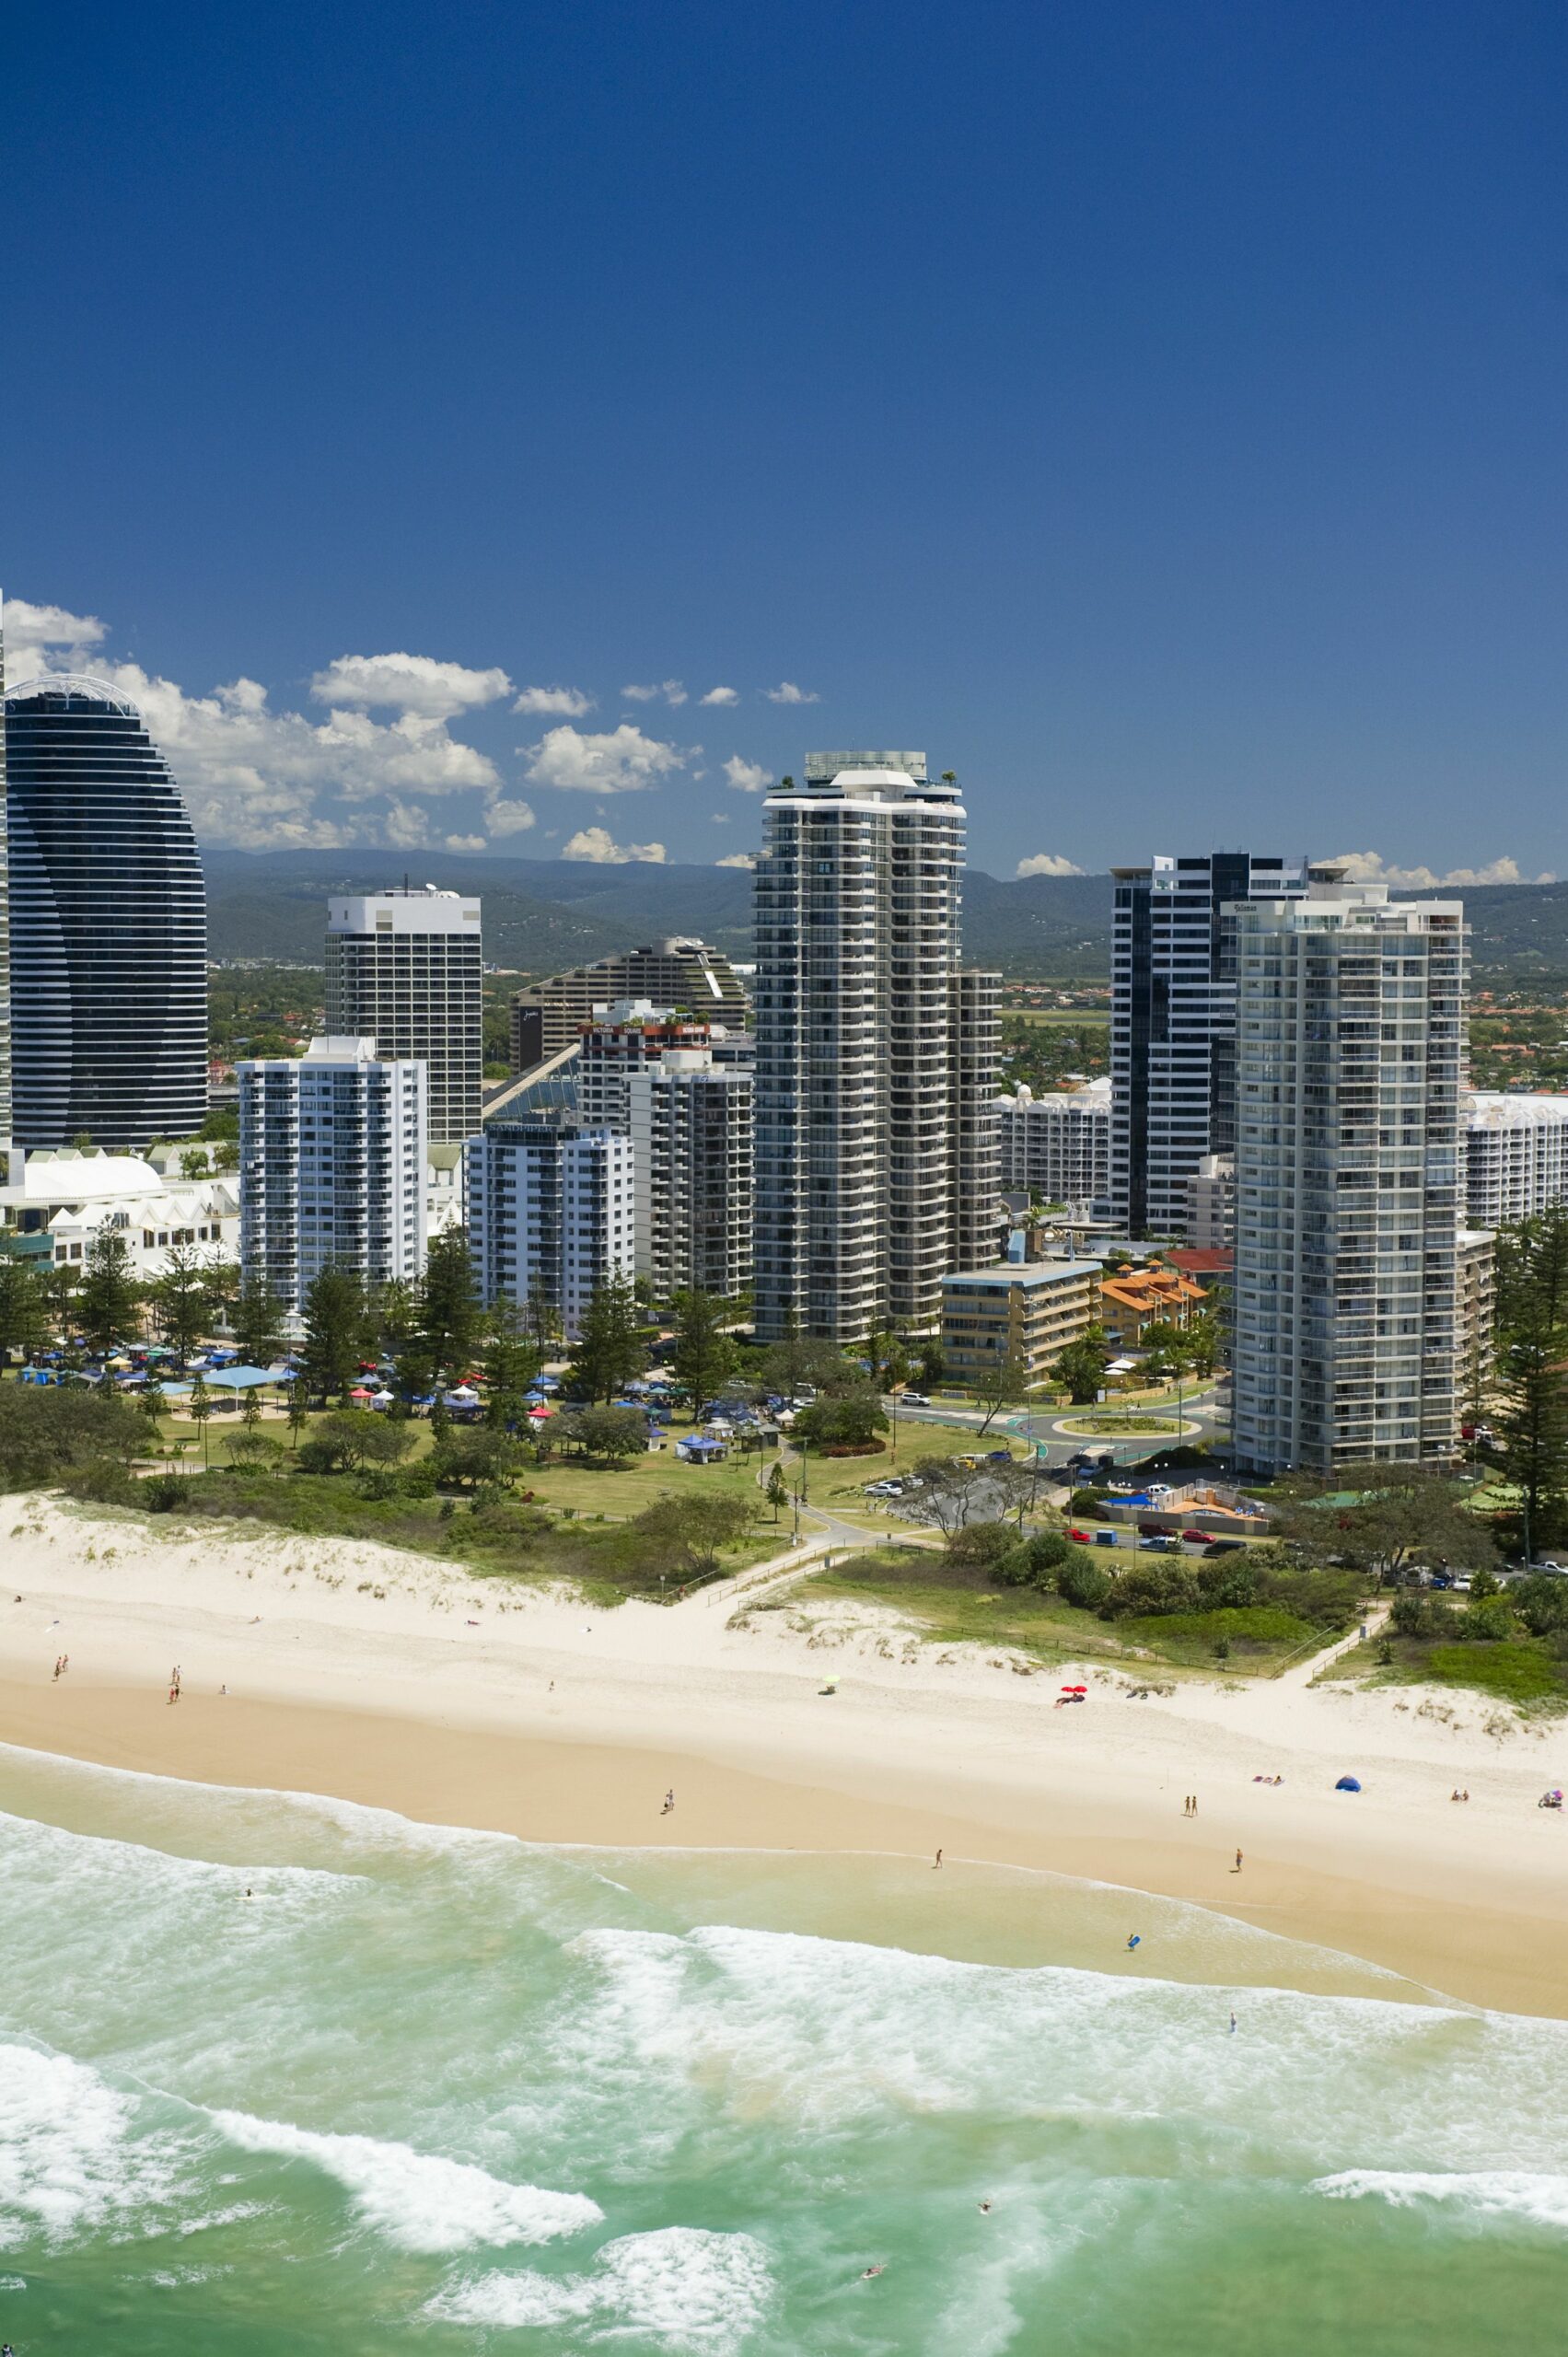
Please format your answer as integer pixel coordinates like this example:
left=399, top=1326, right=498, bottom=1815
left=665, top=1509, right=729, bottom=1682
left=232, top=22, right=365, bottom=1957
left=1111, top=853, right=1309, bottom=1237
left=5, top=677, right=206, bottom=1151
left=752, top=752, right=999, bottom=1341
left=326, top=888, right=482, bottom=1145
left=1230, top=877, right=1467, bottom=1476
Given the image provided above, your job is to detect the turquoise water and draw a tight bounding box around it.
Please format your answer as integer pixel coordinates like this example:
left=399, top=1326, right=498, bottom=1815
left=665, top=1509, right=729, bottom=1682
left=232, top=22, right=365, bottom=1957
left=2, top=1747, right=1568, bottom=2352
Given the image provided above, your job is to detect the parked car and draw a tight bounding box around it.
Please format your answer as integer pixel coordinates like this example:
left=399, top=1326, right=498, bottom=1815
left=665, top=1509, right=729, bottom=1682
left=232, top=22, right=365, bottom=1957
left=1202, top=1539, right=1246, bottom=1558
left=1139, top=1534, right=1179, bottom=1552
left=1181, top=1529, right=1212, bottom=1545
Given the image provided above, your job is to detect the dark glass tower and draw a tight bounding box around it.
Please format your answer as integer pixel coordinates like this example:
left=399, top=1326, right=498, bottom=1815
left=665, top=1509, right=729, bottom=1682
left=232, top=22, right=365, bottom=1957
left=4, top=679, right=206, bottom=1150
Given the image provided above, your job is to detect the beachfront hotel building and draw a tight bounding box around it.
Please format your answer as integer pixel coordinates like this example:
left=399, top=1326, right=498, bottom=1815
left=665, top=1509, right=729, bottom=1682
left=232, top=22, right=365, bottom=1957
left=0, top=606, right=12, bottom=1156
left=326, top=888, right=482, bottom=1144
left=4, top=672, right=206, bottom=1152
left=625, top=1048, right=753, bottom=1304
left=1463, top=1092, right=1568, bottom=1228
left=940, top=1253, right=1104, bottom=1387
left=238, top=1036, right=428, bottom=1317
left=1110, top=853, right=1310, bottom=1240
left=1230, top=877, right=1467, bottom=1476
left=465, top=1116, right=633, bottom=1339
left=751, top=751, right=1000, bottom=1342
left=994, top=1078, right=1111, bottom=1211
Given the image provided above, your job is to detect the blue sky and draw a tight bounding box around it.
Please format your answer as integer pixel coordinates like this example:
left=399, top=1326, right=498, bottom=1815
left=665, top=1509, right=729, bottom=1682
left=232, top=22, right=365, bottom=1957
left=7, top=0, right=1565, bottom=883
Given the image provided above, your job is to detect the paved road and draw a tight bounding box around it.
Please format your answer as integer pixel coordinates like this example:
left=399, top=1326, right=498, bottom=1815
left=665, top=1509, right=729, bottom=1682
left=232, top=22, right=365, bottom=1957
left=887, top=1387, right=1233, bottom=1470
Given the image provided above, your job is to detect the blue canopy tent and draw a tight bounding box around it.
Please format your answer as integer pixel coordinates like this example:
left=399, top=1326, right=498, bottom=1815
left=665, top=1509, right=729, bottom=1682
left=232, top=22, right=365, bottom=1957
left=1335, top=1776, right=1363, bottom=1793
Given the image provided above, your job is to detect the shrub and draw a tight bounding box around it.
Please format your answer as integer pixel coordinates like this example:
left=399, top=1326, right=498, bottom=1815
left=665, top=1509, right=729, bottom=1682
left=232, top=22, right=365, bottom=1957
left=946, top=1520, right=1023, bottom=1571
left=1098, top=1560, right=1202, bottom=1620
left=0, top=1384, right=147, bottom=1490
left=1459, top=1596, right=1516, bottom=1643
left=1067, top=1488, right=1106, bottom=1516
left=1057, top=1552, right=1114, bottom=1610
left=1514, top=1575, right=1568, bottom=1638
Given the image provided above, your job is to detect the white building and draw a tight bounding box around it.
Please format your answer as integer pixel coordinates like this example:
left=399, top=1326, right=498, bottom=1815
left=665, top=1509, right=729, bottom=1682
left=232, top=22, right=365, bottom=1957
left=752, top=751, right=999, bottom=1341
left=238, top=1037, right=428, bottom=1317
left=1463, top=1092, right=1568, bottom=1228
left=1184, top=1153, right=1235, bottom=1249
left=1111, top=853, right=1310, bottom=1238
left=627, top=1050, right=753, bottom=1302
left=465, top=1117, right=633, bottom=1339
left=326, top=887, right=482, bottom=1145
left=1231, top=879, right=1467, bottom=1476
left=0, top=1145, right=238, bottom=1276
left=994, top=1078, right=1110, bottom=1211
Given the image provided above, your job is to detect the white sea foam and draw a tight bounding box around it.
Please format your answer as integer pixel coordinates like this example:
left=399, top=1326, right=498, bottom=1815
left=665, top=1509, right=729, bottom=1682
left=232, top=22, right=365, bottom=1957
left=208, top=2110, right=601, bottom=2252
left=1314, top=2168, right=1568, bottom=2229
left=0, top=2043, right=179, bottom=2250
left=429, top=2226, right=774, bottom=2351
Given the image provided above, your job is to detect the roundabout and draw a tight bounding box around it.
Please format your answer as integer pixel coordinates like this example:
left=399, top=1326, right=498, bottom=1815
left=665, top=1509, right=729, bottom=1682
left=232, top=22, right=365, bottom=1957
left=1052, top=1411, right=1203, bottom=1440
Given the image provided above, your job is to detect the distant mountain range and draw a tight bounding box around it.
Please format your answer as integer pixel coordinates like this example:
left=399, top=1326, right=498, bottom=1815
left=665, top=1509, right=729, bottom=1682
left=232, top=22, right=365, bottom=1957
left=201, top=847, right=1568, bottom=981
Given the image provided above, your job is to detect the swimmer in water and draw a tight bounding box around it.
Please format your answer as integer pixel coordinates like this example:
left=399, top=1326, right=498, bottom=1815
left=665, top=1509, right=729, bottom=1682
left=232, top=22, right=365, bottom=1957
left=979, top=2199, right=993, bottom=2213
left=862, top=2264, right=885, bottom=2279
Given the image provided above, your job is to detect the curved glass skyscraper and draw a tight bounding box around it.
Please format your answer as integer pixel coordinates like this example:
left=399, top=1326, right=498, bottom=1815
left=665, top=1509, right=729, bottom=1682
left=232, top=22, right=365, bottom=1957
left=4, top=678, right=206, bottom=1150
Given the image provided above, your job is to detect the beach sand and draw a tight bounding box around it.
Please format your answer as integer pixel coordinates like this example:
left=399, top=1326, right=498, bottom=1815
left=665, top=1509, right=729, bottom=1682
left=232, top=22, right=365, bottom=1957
left=5, top=1493, right=1568, bottom=2015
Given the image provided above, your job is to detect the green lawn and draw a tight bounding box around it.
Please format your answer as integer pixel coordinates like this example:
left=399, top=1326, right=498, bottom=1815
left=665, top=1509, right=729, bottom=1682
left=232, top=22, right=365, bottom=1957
left=794, top=1549, right=1326, bottom=1675
left=1325, top=1628, right=1568, bottom=1710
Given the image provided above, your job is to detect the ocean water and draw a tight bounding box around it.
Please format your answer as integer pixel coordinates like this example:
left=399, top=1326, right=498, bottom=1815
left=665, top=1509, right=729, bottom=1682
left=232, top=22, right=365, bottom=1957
left=2, top=1747, right=1567, bottom=2353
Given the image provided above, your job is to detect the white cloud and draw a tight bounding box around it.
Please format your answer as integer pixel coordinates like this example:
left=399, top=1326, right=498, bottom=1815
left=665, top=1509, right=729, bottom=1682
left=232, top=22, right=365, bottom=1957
left=722, top=755, right=771, bottom=795
left=714, top=851, right=757, bottom=868
left=381, top=799, right=432, bottom=848
left=762, top=680, right=819, bottom=704
left=523, top=723, right=684, bottom=795
left=485, top=798, right=537, bottom=837
left=1329, top=850, right=1557, bottom=889
left=513, top=684, right=594, bottom=716
left=699, top=685, right=739, bottom=706
left=562, top=826, right=667, bottom=865
left=3, top=595, right=108, bottom=674
left=310, top=651, right=512, bottom=719
left=1016, top=853, right=1086, bottom=878
left=711, top=811, right=730, bottom=822
left=445, top=833, right=488, bottom=852
left=621, top=679, right=688, bottom=706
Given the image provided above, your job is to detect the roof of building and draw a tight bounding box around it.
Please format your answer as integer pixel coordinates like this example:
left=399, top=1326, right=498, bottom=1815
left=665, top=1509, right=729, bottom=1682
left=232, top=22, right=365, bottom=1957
left=1101, top=1266, right=1206, bottom=1309
left=1160, top=1248, right=1233, bottom=1277
left=943, top=1258, right=1105, bottom=1290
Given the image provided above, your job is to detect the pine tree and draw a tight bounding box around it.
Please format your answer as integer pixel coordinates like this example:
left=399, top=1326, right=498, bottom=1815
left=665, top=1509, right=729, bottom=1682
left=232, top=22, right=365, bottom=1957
left=300, top=1264, right=364, bottom=1403
left=76, top=1222, right=142, bottom=1353
left=0, top=1253, right=46, bottom=1364
left=149, top=1240, right=213, bottom=1359
left=1494, top=1209, right=1568, bottom=1556
left=670, top=1288, right=738, bottom=1421
left=568, top=1273, right=646, bottom=1404
left=420, top=1228, right=483, bottom=1385
left=231, top=1274, right=285, bottom=1370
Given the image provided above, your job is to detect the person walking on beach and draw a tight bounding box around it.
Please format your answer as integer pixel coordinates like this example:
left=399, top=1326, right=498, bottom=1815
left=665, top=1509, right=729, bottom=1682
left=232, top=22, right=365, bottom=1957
left=52, top=1655, right=62, bottom=1680
left=935, top=1848, right=943, bottom=1868
left=661, top=1788, right=675, bottom=1815
left=1229, top=2011, right=1237, bottom=2034
left=1234, top=1849, right=1243, bottom=1874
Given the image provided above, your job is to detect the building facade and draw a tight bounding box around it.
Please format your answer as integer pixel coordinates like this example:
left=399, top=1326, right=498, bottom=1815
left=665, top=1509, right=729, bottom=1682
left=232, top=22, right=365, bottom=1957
left=326, top=888, right=482, bottom=1145
left=238, top=1037, right=428, bottom=1317
left=1463, top=1093, right=1568, bottom=1228
left=4, top=678, right=206, bottom=1151
left=1184, top=1152, right=1235, bottom=1248
left=940, top=1256, right=1104, bottom=1387
left=1230, top=879, right=1467, bottom=1476
left=626, top=1050, right=753, bottom=1303
left=509, top=938, right=750, bottom=1072
left=0, top=606, right=12, bottom=1153
left=0, top=1145, right=238, bottom=1277
left=752, top=751, right=999, bottom=1341
left=1456, top=1226, right=1496, bottom=1416
left=465, top=1117, right=633, bottom=1339
left=995, top=1078, right=1110, bottom=1208
left=1110, top=853, right=1309, bottom=1239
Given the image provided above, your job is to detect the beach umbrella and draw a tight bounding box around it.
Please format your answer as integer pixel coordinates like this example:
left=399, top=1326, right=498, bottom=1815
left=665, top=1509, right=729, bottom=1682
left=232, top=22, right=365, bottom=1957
left=1335, top=1776, right=1362, bottom=1792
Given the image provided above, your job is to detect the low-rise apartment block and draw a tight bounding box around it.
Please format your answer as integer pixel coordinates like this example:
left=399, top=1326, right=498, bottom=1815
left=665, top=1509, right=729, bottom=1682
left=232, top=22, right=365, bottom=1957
left=940, top=1255, right=1104, bottom=1387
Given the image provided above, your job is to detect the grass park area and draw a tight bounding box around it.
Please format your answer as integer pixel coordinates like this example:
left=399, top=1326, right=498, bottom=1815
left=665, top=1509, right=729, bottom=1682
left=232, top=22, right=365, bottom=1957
left=793, top=1546, right=1334, bottom=1678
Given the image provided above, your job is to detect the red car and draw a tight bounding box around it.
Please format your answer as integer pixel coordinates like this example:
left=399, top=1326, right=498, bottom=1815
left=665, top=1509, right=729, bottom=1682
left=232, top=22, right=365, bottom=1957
left=1067, top=1527, right=1094, bottom=1543
left=1181, top=1529, right=1211, bottom=1544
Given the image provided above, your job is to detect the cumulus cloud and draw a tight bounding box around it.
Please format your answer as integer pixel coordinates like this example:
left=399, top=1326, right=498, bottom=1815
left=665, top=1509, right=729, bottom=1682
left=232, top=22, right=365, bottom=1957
left=621, top=679, right=688, bottom=706
left=722, top=755, right=771, bottom=795
left=3, top=595, right=109, bottom=674
left=1016, top=853, right=1086, bottom=878
left=485, top=798, right=537, bottom=837
left=699, top=685, right=739, bottom=706
left=3, top=589, right=519, bottom=850
left=763, top=680, right=819, bottom=704
left=310, top=651, right=512, bottom=719
left=1329, top=850, right=1557, bottom=889
left=523, top=723, right=685, bottom=795
left=445, top=833, right=487, bottom=852
left=562, top=826, right=667, bottom=865
left=513, top=684, right=594, bottom=716
left=714, top=851, right=757, bottom=868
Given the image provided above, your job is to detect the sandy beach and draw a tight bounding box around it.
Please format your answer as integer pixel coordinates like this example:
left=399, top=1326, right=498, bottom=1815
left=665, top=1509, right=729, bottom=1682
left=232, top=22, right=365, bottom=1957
left=4, top=1492, right=1568, bottom=2015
